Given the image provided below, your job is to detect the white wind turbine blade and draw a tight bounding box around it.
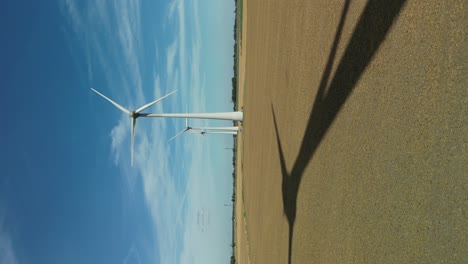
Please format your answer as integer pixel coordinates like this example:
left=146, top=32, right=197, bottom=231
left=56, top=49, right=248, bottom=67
left=91, top=88, right=131, bottom=114
left=135, top=90, right=177, bottom=113
left=168, top=129, right=187, bottom=141
left=131, top=118, right=136, bottom=166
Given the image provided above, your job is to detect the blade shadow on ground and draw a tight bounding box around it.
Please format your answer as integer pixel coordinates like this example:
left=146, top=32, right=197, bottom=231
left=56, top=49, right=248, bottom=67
left=271, top=0, right=408, bottom=263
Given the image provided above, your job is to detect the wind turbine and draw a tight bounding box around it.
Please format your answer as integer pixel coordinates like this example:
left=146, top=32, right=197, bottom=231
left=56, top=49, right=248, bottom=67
left=169, top=114, right=239, bottom=141
left=91, top=88, right=177, bottom=165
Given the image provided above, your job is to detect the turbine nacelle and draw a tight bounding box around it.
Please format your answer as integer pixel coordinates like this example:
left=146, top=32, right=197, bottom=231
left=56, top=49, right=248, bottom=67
left=130, top=111, right=139, bottom=118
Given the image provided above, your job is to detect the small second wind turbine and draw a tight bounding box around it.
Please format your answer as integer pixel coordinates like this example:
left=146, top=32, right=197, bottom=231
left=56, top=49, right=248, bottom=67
left=91, top=88, right=177, bottom=165
left=169, top=113, right=239, bottom=141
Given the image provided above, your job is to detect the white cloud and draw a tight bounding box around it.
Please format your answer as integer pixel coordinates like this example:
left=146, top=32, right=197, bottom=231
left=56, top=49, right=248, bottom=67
left=187, top=0, right=204, bottom=112
left=0, top=232, right=17, bottom=264
left=112, top=0, right=145, bottom=103
left=110, top=116, right=128, bottom=165
left=139, top=0, right=213, bottom=263
left=0, top=211, right=18, bottom=264
left=167, top=0, right=178, bottom=20
left=62, top=0, right=231, bottom=263
left=123, top=244, right=142, bottom=264
left=166, top=41, right=178, bottom=79
left=63, top=0, right=83, bottom=35
left=176, top=0, right=187, bottom=101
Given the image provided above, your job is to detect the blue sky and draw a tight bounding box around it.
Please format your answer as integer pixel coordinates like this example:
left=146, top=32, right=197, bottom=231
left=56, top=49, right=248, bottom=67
left=0, top=0, right=236, bottom=263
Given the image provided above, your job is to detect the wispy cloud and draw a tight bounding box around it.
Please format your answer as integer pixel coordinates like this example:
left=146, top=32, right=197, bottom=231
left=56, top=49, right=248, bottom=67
left=123, top=244, right=142, bottom=264
left=0, top=210, right=18, bottom=264
left=110, top=116, right=128, bottom=165
left=166, top=41, right=177, bottom=79
left=61, top=0, right=230, bottom=263
left=63, top=0, right=83, bottom=35
left=176, top=0, right=187, bottom=101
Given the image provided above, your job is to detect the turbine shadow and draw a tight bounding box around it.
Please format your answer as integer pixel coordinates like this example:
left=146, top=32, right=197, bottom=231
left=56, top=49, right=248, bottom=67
left=271, top=1, right=408, bottom=263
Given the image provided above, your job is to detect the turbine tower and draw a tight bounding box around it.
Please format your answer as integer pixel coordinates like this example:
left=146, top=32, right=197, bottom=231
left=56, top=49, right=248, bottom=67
left=191, top=126, right=239, bottom=131
left=142, top=112, right=243, bottom=121
left=195, top=130, right=238, bottom=136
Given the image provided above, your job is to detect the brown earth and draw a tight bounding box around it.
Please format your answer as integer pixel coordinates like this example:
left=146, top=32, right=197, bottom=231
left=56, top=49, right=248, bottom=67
left=235, top=0, right=249, bottom=263
left=236, top=0, right=467, bottom=263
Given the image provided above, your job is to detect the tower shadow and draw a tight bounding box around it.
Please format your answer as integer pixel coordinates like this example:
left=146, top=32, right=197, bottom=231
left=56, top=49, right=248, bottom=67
left=271, top=1, right=408, bottom=263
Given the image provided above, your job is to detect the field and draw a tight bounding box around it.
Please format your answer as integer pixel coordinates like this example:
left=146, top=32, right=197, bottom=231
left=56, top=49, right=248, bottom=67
left=235, top=0, right=467, bottom=263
